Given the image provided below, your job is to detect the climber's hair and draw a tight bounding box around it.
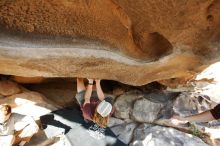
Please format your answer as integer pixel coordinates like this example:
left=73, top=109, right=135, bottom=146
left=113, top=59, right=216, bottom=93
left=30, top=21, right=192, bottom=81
left=93, top=107, right=109, bottom=128
left=0, top=104, right=12, bottom=116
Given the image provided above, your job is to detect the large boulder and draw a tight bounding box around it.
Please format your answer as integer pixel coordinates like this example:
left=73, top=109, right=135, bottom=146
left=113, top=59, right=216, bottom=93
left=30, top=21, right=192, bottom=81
left=0, top=91, right=59, bottom=119
left=131, top=124, right=208, bottom=146
left=132, top=98, right=163, bottom=122
left=194, top=62, right=220, bottom=103
left=173, top=92, right=214, bottom=117
left=114, top=90, right=143, bottom=119
left=108, top=117, right=125, bottom=127
left=0, top=0, right=220, bottom=85
left=25, top=80, right=76, bottom=107
left=161, top=62, right=220, bottom=104
left=110, top=122, right=138, bottom=145
left=0, top=80, right=21, bottom=96
left=143, top=91, right=180, bottom=119
left=115, top=90, right=180, bottom=122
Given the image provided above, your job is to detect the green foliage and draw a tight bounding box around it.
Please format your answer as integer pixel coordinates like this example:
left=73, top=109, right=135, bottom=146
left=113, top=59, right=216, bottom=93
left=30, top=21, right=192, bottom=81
left=189, top=123, right=202, bottom=138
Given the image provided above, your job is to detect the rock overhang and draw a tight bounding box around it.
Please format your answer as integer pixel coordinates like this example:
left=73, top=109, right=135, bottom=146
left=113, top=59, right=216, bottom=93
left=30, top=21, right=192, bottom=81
left=0, top=29, right=202, bottom=86
left=0, top=0, right=220, bottom=86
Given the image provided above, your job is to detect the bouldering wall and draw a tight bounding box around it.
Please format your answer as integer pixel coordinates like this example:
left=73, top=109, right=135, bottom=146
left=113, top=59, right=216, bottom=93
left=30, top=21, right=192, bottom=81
left=0, top=0, right=220, bottom=85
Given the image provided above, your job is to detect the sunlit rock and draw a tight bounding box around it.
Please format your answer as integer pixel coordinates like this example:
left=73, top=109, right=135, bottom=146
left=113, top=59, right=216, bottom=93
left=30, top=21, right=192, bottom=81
left=0, top=91, right=59, bottom=119
left=131, top=124, right=208, bottom=146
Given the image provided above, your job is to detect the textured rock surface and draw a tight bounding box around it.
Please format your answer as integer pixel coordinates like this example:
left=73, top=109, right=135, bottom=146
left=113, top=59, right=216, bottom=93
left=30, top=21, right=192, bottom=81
left=131, top=124, right=208, bottom=146
left=114, top=90, right=143, bottom=119
left=132, top=98, right=163, bottom=122
left=10, top=76, right=46, bottom=84
left=160, top=62, right=220, bottom=103
left=0, top=80, right=21, bottom=96
left=194, top=62, right=220, bottom=103
left=173, top=91, right=217, bottom=116
left=0, top=91, right=58, bottom=119
left=110, top=122, right=138, bottom=145
left=114, top=90, right=180, bottom=122
left=143, top=91, right=181, bottom=119
left=0, top=0, right=220, bottom=85
left=26, top=79, right=77, bottom=107
left=108, top=117, right=125, bottom=127
left=0, top=91, right=55, bottom=107
left=0, top=78, right=215, bottom=145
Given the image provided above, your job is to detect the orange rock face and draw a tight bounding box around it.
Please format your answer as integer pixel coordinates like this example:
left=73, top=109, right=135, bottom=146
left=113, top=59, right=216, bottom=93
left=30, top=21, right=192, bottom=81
left=0, top=80, right=21, bottom=96
left=0, top=0, right=220, bottom=85
left=10, top=76, right=46, bottom=84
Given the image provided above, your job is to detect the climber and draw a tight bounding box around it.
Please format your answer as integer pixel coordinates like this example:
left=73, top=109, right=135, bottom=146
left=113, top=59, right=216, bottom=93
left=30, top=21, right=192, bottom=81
left=75, top=78, right=114, bottom=128
left=171, top=104, right=220, bottom=124
left=0, top=104, right=39, bottom=146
